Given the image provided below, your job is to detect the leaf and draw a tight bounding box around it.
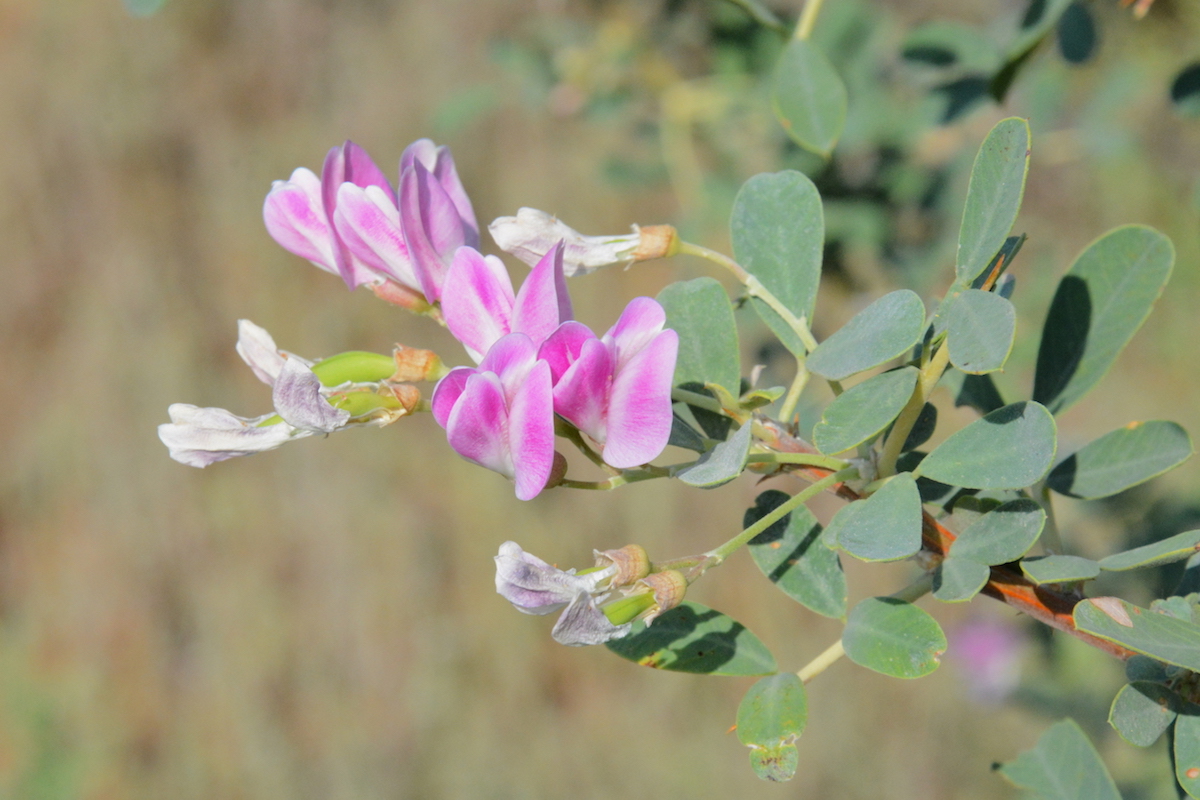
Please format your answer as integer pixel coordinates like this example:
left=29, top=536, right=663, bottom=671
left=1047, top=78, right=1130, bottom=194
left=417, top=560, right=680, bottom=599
left=949, top=498, right=1046, bottom=565
left=953, top=372, right=1006, bottom=415
left=731, top=172, right=824, bottom=356
left=1171, top=63, right=1200, bottom=119
left=746, top=491, right=847, bottom=619
left=990, top=0, right=1073, bottom=102
left=1033, top=225, right=1175, bottom=414
left=826, top=473, right=922, bottom=563
left=807, top=290, right=927, bottom=381
left=955, top=118, right=1031, bottom=285
left=605, top=601, right=777, bottom=676
left=901, top=21, right=1000, bottom=73
left=842, top=597, right=946, bottom=679
left=917, top=402, right=1056, bottom=489
left=813, top=367, right=919, bottom=455
left=1075, top=597, right=1200, bottom=672
left=1021, top=555, right=1101, bottom=584
left=771, top=38, right=847, bottom=158
left=1056, top=2, right=1097, bottom=65
left=946, top=289, right=1017, bottom=374
left=658, top=278, right=741, bottom=396
left=998, top=718, right=1120, bottom=800
left=932, top=557, right=991, bottom=603
left=1100, top=530, right=1200, bottom=572
left=1047, top=421, right=1193, bottom=500
left=1177, top=710, right=1200, bottom=798
left=676, top=420, right=752, bottom=488
left=902, top=403, right=938, bottom=451
left=737, top=674, right=807, bottom=782
left=668, top=412, right=707, bottom=452
left=1109, top=682, right=1180, bottom=748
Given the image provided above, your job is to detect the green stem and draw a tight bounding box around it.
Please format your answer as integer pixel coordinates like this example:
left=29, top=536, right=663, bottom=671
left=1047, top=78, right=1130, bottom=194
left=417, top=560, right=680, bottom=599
left=560, top=466, right=671, bottom=492
left=671, top=387, right=725, bottom=414
left=558, top=423, right=618, bottom=474
left=1039, top=483, right=1064, bottom=555
left=746, top=451, right=848, bottom=471
left=778, top=356, right=809, bottom=423
left=704, top=468, right=857, bottom=563
left=878, top=344, right=950, bottom=478
left=795, top=572, right=934, bottom=683
left=794, top=0, right=825, bottom=40
left=676, top=240, right=819, bottom=353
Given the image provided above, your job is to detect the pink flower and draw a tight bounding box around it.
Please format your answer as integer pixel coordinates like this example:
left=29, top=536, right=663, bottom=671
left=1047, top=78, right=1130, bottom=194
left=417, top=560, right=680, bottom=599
left=430, top=333, right=555, bottom=501
left=539, top=297, right=678, bottom=469
left=440, top=242, right=573, bottom=363
left=263, top=139, right=477, bottom=302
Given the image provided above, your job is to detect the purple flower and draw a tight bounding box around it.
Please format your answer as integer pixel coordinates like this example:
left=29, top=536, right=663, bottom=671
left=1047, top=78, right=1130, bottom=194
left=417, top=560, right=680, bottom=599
left=440, top=242, right=573, bottom=363
left=539, top=297, right=678, bottom=468
left=948, top=618, right=1024, bottom=703
left=263, top=139, right=477, bottom=303
left=430, top=333, right=556, bottom=501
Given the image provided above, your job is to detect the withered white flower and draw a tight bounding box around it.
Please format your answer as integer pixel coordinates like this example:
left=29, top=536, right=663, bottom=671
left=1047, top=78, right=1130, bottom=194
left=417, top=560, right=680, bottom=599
left=488, top=208, right=677, bottom=277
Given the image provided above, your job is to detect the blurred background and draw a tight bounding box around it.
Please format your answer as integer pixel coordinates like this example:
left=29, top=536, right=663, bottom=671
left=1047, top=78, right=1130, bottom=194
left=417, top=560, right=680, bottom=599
left=3, top=0, right=1200, bottom=796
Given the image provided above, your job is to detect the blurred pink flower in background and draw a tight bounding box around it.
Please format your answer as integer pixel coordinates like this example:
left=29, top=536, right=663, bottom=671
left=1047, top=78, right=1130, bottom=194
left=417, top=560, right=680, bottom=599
left=947, top=617, right=1026, bottom=703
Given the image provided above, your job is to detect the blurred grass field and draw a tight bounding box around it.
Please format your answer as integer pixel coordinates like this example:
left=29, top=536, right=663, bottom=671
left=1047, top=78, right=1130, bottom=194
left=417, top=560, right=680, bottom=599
left=3, top=0, right=1200, bottom=797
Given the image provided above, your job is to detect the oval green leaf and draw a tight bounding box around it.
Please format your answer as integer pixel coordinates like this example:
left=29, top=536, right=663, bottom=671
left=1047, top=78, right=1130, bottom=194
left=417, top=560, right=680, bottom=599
left=1033, top=225, right=1175, bottom=415
left=1021, top=555, right=1100, bottom=584
left=955, top=118, right=1031, bottom=285
left=1177, top=710, right=1200, bottom=798
left=658, top=277, right=741, bottom=396
left=771, top=38, right=847, bottom=158
left=946, top=289, right=1017, bottom=374
left=949, top=498, right=1046, bottom=565
left=737, top=673, right=807, bottom=783
left=605, top=601, right=777, bottom=676
left=999, top=718, right=1120, bottom=800
left=1074, top=597, right=1200, bottom=672
left=807, top=290, right=927, bottom=381
left=825, top=473, right=922, bottom=563
left=932, top=557, right=991, bottom=603
left=746, top=491, right=847, bottom=619
left=676, top=420, right=752, bottom=488
left=842, top=597, right=946, bottom=679
left=731, top=171, right=824, bottom=356
left=1047, top=420, right=1193, bottom=499
left=1109, top=682, right=1180, bottom=748
left=814, top=367, right=919, bottom=455
left=1100, top=529, right=1200, bottom=572
left=918, top=401, right=1056, bottom=489
left=1171, top=63, right=1200, bottom=119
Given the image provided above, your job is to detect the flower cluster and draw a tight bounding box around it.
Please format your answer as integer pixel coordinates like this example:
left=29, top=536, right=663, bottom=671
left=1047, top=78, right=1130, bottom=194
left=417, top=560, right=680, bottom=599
left=164, top=138, right=680, bottom=502
left=494, top=541, right=687, bottom=645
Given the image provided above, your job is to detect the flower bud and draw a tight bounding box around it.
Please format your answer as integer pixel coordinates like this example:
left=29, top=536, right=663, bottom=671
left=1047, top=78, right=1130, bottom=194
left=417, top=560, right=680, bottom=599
left=544, top=451, right=569, bottom=491
left=593, top=544, right=651, bottom=587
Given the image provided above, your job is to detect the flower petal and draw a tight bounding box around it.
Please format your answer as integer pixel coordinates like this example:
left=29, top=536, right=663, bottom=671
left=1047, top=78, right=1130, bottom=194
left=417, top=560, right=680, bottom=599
left=601, top=329, right=678, bottom=468
left=489, top=207, right=639, bottom=275
left=494, top=541, right=607, bottom=615
left=332, top=183, right=420, bottom=290
left=549, top=336, right=612, bottom=443
left=262, top=168, right=337, bottom=273
left=551, top=591, right=631, bottom=646
left=444, top=371, right=513, bottom=479
left=441, top=247, right=516, bottom=362
left=400, top=161, right=468, bottom=301
left=158, top=404, right=299, bottom=467
left=430, top=366, right=474, bottom=428
left=537, top=321, right=596, bottom=384
left=603, top=296, right=667, bottom=373
left=272, top=358, right=351, bottom=433
left=507, top=359, right=555, bottom=501
left=511, top=241, right=573, bottom=347
left=235, top=320, right=285, bottom=385
left=322, top=140, right=394, bottom=210
left=401, top=139, right=478, bottom=246
left=478, top=332, right=538, bottom=400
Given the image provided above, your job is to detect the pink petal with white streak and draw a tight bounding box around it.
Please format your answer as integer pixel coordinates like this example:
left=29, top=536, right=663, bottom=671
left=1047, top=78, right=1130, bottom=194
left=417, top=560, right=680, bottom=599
left=401, top=139, right=478, bottom=245
left=602, top=328, right=678, bottom=468
left=445, top=371, right=513, bottom=479
left=511, top=242, right=573, bottom=348
left=430, top=367, right=475, bottom=427
left=263, top=168, right=337, bottom=272
left=478, top=333, right=537, bottom=400
left=441, top=247, right=516, bottom=362
left=549, top=337, right=612, bottom=442
left=333, top=183, right=420, bottom=290
left=537, top=321, right=596, bottom=384
left=603, top=297, right=667, bottom=373
left=507, top=359, right=555, bottom=501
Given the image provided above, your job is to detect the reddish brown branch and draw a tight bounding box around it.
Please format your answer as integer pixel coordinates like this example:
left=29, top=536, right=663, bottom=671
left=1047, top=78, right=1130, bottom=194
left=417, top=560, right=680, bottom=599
left=756, top=419, right=1137, bottom=660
